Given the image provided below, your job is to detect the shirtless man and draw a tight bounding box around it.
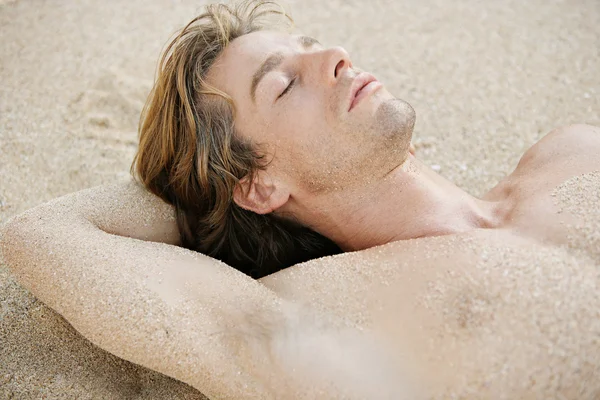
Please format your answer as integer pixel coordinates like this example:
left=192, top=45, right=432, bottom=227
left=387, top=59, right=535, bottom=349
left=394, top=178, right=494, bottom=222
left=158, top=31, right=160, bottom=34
left=2, top=1, right=599, bottom=399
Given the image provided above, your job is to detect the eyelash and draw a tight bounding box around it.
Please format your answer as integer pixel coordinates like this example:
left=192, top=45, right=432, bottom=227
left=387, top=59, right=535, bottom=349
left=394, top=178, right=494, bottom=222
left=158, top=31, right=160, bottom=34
left=278, top=77, right=297, bottom=99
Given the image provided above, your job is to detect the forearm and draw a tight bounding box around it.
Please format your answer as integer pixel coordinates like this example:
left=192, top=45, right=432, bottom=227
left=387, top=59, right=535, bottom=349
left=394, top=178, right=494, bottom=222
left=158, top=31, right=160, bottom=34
left=50, top=180, right=182, bottom=245
left=0, top=199, right=285, bottom=398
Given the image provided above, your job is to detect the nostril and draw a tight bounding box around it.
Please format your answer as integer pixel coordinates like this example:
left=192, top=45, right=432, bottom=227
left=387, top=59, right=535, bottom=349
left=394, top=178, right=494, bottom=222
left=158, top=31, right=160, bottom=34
left=334, top=59, right=345, bottom=78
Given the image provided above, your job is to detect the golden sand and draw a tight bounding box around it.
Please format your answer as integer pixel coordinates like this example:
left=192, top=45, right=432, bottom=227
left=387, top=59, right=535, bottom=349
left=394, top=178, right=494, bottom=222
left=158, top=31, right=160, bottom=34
left=1, top=0, right=599, bottom=398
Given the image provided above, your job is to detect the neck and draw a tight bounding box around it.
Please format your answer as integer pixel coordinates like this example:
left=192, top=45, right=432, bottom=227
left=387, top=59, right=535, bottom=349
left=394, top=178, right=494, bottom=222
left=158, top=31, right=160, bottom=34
left=299, top=155, right=505, bottom=251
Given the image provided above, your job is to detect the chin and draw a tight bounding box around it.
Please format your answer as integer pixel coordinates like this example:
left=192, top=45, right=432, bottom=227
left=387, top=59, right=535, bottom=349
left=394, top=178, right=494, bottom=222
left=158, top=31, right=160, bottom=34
left=374, top=98, right=416, bottom=151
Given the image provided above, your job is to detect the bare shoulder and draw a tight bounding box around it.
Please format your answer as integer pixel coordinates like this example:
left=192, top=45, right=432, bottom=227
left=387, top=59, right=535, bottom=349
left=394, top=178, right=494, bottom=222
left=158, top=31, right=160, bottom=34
left=513, top=124, right=600, bottom=180
left=485, top=124, right=599, bottom=200
left=487, top=125, right=600, bottom=256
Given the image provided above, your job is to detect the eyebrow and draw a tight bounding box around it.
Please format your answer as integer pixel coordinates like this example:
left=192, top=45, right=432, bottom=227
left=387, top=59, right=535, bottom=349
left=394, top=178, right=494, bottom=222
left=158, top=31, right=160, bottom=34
left=250, top=36, right=321, bottom=103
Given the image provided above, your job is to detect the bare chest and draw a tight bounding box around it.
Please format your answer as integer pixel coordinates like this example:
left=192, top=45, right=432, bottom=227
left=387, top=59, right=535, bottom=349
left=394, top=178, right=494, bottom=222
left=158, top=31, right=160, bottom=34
left=263, top=230, right=600, bottom=398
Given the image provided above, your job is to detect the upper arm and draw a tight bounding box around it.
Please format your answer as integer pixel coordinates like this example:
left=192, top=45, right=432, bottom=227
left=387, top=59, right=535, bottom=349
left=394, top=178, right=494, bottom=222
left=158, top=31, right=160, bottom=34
left=0, top=182, right=293, bottom=398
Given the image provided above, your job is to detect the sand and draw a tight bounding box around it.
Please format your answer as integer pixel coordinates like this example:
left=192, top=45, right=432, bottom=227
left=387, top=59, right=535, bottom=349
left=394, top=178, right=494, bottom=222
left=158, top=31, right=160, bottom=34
left=0, top=0, right=599, bottom=398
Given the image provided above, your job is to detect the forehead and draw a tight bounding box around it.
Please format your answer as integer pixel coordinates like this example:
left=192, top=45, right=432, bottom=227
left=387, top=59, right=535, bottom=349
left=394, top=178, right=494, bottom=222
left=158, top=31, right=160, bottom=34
left=225, top=30, right=293, bottom=65
left=207, top=30, right=297, bottom=103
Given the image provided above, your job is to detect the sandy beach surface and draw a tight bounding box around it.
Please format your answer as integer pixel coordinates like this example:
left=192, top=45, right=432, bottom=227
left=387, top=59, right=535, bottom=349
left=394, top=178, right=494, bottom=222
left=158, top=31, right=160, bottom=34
left=1, top=0, right=599, bottom=398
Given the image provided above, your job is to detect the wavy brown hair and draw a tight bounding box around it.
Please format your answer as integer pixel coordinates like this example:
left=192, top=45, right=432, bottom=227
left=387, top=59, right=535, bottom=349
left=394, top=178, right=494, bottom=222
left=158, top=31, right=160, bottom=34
left=132, top=0, right=340, bottom=278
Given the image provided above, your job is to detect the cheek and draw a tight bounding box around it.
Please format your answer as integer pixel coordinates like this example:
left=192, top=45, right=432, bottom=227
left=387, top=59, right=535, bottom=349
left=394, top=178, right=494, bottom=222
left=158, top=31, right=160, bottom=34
left=275, top=96, right=328, bottom=153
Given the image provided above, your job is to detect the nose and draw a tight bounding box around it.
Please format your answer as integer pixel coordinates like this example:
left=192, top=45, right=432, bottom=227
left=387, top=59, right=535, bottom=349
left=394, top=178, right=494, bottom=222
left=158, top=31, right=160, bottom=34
left=325, top=46, right=353, bottom=84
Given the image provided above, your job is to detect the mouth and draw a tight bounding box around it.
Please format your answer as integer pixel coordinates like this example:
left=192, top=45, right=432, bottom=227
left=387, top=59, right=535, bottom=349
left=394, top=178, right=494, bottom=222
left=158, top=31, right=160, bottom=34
left=348, top=72, right=381, bottom=112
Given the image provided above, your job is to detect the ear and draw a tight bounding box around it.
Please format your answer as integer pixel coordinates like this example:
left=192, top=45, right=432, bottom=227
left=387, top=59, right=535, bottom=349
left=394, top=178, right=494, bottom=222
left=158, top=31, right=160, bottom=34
left=233, top=170, right=290, bottom=215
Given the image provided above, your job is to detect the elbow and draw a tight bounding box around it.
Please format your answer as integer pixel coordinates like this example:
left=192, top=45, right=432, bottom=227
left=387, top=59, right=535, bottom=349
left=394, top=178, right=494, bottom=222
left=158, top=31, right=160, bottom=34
left=1, top=213, right=32, bottom=277
left=1, top=206, right=73, bottom=301
left=0, top=206, right=62, bottom=282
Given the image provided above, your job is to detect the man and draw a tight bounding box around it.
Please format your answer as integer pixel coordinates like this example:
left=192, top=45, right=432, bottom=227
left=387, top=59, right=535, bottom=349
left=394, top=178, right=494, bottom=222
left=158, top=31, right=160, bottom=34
left=2, top=1, right=599, bottom=399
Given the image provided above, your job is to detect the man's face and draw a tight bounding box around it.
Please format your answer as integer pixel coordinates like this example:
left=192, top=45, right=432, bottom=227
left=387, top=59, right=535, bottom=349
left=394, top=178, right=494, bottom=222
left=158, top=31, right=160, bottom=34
left=208, top=30, right=415, bottom=198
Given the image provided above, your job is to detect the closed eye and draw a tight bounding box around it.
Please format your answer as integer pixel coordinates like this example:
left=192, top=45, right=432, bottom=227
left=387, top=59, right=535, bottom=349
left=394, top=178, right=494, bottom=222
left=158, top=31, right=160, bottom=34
left=277, top=77, right=297, bottom=100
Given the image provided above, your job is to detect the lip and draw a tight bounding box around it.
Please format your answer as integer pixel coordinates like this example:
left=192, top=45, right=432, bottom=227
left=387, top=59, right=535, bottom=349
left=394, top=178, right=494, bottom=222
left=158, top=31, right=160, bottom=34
left=348, top=72, right=379, bottom=111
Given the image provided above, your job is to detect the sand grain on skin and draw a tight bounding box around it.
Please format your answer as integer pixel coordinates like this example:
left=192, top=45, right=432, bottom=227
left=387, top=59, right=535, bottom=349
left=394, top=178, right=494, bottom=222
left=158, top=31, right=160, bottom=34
left=552, top=171, right=600, bottom=260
